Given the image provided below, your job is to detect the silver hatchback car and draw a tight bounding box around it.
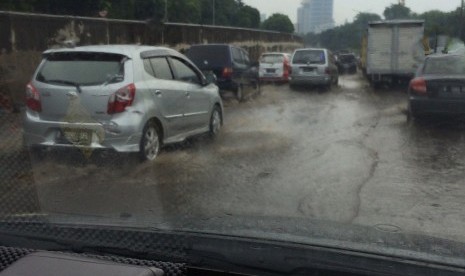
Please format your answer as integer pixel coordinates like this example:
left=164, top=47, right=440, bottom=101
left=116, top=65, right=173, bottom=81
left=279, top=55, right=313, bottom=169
left=23, top=45, right=223, bottom=161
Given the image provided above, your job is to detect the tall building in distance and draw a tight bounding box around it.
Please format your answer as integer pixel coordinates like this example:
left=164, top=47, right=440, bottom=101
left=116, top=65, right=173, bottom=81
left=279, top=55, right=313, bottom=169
left=297, top=0, right=335, bottom=34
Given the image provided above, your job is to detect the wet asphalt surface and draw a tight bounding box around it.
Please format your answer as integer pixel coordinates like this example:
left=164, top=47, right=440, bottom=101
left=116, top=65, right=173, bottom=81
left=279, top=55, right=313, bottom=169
left=10, top=72, right=465, bottom=241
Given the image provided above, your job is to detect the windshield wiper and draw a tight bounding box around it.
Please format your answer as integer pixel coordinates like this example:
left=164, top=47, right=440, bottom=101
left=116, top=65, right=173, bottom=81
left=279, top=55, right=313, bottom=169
left=102, top=74, right=124, bottom=86
left=46, top=79, right=82, bottom=93
left=102, top=57, right=128, bottom=86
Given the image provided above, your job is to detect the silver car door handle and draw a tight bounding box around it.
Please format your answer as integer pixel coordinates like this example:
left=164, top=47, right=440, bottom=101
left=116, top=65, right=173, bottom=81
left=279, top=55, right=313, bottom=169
left=154, top=90, right=162, bottom=96
left=185, top=92, right=190, bottom=98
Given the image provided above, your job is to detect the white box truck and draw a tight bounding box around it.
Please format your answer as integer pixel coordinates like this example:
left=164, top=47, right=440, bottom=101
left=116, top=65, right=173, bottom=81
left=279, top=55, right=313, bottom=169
left=364, top=20, right=425, bottom=88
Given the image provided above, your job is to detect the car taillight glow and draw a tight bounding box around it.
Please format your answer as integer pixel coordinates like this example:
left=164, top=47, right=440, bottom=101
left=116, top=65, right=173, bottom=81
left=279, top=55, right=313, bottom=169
left=410, top=77, right=427, bottom=94
left=283, top=60, right=290, bottom=78
left=107, top=83, right=136, bottom=114
left=26, top=83, right=41, bottom=112
left=222, top=67, right=233, bottom=78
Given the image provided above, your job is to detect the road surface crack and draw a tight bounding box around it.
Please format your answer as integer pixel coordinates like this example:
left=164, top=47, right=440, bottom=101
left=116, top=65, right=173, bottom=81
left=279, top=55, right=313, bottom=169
left=348, top=108, right=382, bottom=223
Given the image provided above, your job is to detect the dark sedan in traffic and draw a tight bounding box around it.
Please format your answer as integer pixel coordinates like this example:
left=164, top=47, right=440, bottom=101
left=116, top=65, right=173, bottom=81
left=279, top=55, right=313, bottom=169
left=408, top=54, right=465, bottom=120
left=337, top=53, right=357, bottom=74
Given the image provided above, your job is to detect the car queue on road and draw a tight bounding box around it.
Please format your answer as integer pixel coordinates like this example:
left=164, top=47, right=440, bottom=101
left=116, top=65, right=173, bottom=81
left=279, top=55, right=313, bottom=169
left=24, top=41, right=455, bottom=163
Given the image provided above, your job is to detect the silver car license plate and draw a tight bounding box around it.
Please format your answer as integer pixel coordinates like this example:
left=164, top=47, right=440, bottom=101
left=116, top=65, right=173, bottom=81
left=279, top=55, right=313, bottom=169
left=301, top=67, right=316, bottom=75
left=62, top=129, right=92, bottom=145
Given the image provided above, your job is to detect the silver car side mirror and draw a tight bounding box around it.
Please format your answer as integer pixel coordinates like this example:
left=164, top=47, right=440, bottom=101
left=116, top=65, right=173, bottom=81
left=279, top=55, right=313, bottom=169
left=204, top=71, right=217, bottom=85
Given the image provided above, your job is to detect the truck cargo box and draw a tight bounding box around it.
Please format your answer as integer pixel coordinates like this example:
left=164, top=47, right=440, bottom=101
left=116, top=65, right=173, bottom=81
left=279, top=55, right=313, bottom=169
left=365, top=20, right=425, bottom=86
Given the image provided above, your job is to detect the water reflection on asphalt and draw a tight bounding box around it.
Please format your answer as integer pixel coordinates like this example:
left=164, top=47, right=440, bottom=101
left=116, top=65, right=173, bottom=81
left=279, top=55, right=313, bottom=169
left=15, top=73, right=465, bottom=242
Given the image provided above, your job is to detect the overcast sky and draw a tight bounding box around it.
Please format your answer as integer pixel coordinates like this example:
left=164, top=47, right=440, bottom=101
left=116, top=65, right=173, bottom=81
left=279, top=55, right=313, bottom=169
left=241, top=0, right=460, bottom=25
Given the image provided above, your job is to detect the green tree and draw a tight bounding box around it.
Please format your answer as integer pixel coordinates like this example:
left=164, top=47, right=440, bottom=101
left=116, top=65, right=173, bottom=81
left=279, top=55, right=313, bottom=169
left=0, top=0, right=265, bottom=29
left=213, top=0, right=240, bottom=26
left=36, top=0, right=103, bottom=16
left=235, top=5, right=260, bottom=28
left=261, top=13, right=294, bottom=33
left=199, top=0, right=214, bottom=25
left=167, top=0, right=201, bottom=23
left=419, top=10, right=454, bottom=36
left=383, top=4, right=413, bottom=20
left=133, top=0, right=164, bottom=21
left=0, top=0, right=110, bottom=16
left=198, top=0, right=259, bottom=28
left=353, top=12, right=382, bottom=26
left=304, top=12, right=381, bottom=51
left=106, top=0, right=135, bottom=19
left=0, top=0, right=36, bottom=12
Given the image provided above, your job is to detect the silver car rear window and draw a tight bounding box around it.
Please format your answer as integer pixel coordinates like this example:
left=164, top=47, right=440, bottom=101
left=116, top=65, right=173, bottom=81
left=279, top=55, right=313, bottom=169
left=260, top=55, right=284, bottom=63
left=36, top=52, right=126, bottom=86
left=293, top=50, right=326, bottom=65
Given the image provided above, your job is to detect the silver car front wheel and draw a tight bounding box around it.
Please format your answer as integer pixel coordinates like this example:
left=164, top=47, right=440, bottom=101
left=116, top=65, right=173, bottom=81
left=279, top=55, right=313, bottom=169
left=140, top=122, right=160, bottom=161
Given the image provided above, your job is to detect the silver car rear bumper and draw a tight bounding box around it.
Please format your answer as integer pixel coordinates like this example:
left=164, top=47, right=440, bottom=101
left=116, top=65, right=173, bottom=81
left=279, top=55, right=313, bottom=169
left=290, top=75, right=331, bottom=85
left=23, top=111, right=142, bottom=153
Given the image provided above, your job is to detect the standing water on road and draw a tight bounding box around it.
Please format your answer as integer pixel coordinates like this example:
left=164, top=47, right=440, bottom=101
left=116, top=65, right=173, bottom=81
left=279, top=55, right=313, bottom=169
left=21, top=73, right=465, bottom=243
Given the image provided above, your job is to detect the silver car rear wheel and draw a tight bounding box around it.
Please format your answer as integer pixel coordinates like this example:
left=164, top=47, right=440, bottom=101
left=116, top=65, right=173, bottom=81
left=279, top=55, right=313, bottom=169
left=209, top=107, right=222, bottom=138
left=140, top=123, right=160, bottom=161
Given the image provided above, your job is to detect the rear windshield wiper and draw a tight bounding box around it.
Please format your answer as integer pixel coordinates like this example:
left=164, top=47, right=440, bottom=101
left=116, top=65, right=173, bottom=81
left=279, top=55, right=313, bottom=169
left=45, top=79, right=82, bottom=93
left=102, top=57, right=128, bottom=86
left=102, top=74, right=124, bottom=86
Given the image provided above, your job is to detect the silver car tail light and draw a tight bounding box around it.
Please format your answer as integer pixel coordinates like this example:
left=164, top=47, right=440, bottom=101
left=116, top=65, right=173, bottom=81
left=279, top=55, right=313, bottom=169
left=107, top=83, right=136, bottom=114
left=26, top=83, right=41, bottom=112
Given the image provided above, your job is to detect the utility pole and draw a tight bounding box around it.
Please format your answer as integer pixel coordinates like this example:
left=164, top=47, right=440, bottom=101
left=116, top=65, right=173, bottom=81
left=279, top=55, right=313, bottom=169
left=164, top=0, right=168, bottom=22
left=212, top=0, right=215, bottom=25
left=460, top=0, right=464, bottom=39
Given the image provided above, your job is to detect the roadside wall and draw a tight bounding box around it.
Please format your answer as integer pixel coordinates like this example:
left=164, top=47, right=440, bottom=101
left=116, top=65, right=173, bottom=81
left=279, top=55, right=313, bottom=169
left=0, top=11, right=303, bottom=107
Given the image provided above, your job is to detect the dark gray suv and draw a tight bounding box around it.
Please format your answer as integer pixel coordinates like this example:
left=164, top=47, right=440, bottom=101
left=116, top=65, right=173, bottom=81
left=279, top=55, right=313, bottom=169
left=186, top=44, right=260, bottom=101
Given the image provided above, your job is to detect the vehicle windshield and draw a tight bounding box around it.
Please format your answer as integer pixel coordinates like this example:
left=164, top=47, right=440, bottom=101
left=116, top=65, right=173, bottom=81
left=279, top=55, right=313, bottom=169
left=292, top=50, right=326, bottom=64
left=3, top=0, right=465, bottom=271
left=37, top=52, right=125, bottom=86
left=423, top=56, right=465, bottom=75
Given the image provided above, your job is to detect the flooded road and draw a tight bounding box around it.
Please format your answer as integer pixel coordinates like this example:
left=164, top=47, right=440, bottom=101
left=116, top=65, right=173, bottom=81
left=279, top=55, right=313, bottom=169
left=11, top=73, right=465, bottom=242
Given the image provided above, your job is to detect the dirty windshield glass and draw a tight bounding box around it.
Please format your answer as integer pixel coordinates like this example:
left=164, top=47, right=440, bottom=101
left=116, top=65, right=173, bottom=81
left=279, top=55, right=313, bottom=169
left=3, top=0, right=465, bottom=272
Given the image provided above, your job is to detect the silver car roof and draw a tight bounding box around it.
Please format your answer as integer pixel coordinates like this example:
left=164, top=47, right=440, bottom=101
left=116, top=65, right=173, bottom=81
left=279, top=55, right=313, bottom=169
left=43, top=45, right=183, bottom=59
